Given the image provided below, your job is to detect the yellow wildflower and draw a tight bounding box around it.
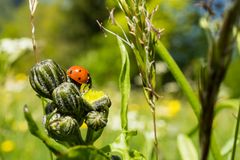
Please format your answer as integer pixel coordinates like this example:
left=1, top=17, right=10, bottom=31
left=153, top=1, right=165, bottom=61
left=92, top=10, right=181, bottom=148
left=83, top=90, right=105, bottom=103
left=1, top=140, right=15, bottom=152
left=158, top=99, right=181, bottom=118
left=166, top=99, right=181, bottom=117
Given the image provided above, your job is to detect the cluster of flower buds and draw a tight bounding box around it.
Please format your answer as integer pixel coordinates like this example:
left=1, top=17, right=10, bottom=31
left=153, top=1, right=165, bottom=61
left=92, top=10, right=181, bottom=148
left=29, top=59, right=111, bottom=145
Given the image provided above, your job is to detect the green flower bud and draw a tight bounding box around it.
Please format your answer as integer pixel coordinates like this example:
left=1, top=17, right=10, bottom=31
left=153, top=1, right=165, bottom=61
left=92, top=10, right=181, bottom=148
left=52, top=82, right=85, bottom=118
left=29, top=59, right=67, bottom=99
left=82, top=90, right=111, bottom=112
left=85, top=110, right=108, bottom=131
left=46, top=113, right=80, bottom=142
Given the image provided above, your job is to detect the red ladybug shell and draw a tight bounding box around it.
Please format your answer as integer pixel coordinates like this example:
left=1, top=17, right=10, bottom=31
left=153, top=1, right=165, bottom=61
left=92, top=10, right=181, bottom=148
left=67, top=66, right=90, bottom=84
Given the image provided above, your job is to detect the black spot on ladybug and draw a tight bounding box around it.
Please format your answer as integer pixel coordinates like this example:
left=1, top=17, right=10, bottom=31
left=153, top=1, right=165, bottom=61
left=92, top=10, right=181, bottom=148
left=78, top=77, right=81, bottom=80
left=69, top=70, right=72, bottom=74
left=78, top=69, right=81, bottom=72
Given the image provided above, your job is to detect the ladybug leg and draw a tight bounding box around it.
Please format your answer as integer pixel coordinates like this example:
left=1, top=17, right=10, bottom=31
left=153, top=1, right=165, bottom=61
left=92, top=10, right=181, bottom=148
left=87, top=77, right=92, bottom=89
left=80, top=78, right=92, bottom=93
left=69, top=78, right=82, bottom=89
left=80, top=84, right=90, bottom=93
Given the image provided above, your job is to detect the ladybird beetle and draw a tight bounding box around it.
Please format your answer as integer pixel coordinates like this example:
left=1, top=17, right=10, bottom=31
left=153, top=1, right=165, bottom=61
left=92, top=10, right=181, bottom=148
left=67, top=66, right=92, bottom=89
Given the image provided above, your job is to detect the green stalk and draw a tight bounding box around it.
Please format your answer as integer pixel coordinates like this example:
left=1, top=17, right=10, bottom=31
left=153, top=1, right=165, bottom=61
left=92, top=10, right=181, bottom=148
left=23, top=105, right=68, bottom=155
left=41, top=97, right=47, bottom=115
left=156, top=41, right=201, bottom=118
left=86, top=128, right=95, bottom=145
left=156, top=41, right=224, bottom=160
left=231, top=103, right=240, bottom=160
left=85, top=128, right=104, bottom=145
left=117, top=38, right=132, bottom=159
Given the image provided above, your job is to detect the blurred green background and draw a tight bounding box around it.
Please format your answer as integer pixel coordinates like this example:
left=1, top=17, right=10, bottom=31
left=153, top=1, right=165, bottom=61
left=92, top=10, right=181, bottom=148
left=0, top=0, right=239, bottom=159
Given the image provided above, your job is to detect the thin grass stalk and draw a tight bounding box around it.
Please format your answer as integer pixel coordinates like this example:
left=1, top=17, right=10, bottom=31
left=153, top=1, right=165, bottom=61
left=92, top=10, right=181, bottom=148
left=231, top=103, right=240, bottom=160
left=30, top=14, right=38, bottom=62
left=151, top=105, right=159, bottom=159
left=117, top=1, right=160, bottom=159
left=29, top=0, right=39, bottom=62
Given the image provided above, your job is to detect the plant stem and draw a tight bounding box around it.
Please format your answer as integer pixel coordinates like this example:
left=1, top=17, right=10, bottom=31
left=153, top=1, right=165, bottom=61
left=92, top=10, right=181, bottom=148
left=76, top=130, right=85, bottom=145
left=29, top=0, right=39, bottom=62
left=151, top=106, right=159, bottom=160
left=30, top=14, right=38, bottom=62
left=41, top=97, right=46, bottom=115
left=231, top=103, right=240, bottom=160
left=86, top=128, right=94, bottom=145
left=156, top=41, right=224, bottom=160
left=23, top=105, right=68, bottom=155
left=199, top=0, right=240, bottom=159
left=156, top=41, right=201, bottom=118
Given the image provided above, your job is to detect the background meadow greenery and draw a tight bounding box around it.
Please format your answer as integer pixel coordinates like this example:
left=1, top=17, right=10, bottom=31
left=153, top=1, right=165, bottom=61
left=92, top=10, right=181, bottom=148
left=0, top=0, right=239, bottom=159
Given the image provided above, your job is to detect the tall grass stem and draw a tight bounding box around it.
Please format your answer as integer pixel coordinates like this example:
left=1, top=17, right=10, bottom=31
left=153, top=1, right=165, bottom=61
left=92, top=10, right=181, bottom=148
left=29, top=0, right=39, bottom=62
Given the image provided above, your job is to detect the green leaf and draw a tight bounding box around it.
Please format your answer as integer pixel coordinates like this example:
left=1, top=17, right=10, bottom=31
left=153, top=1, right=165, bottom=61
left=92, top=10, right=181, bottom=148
left=101, top=133, right=146, bottom=160
left=215, top=99, right=239, bottom=116
left=156, top=41, right=201, bottom=119
left=118, top=38, right=131, bottom=131
left=85, top=128, right=104, bottom=145
left=221, top=137, right=238, bottom=156
left=129, top=149, right=145, bottom=160
left=211, top=132, right=224, bottom=160
left=101, top=133, right=130, bottom=159
left=57, top=145, right=110, bottom=160
left=156, top=41, right=224, bottom=160
left=132, top=46, right=146, bottom=73
left=177, top=134, right=198, bottom=160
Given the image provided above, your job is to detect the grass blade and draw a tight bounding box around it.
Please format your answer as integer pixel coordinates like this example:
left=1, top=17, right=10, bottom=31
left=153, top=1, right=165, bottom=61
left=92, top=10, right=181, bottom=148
left=156, top=41, right=224, bottom=160
left=118, top=38, right=131, bottom=132
left=156, top=41, right=201, bottom=118
left=177, top=134, right=198, bottom=160
left=231, top=103, right=240, bottom=160
left=211, top=132, right=224, bottom=160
